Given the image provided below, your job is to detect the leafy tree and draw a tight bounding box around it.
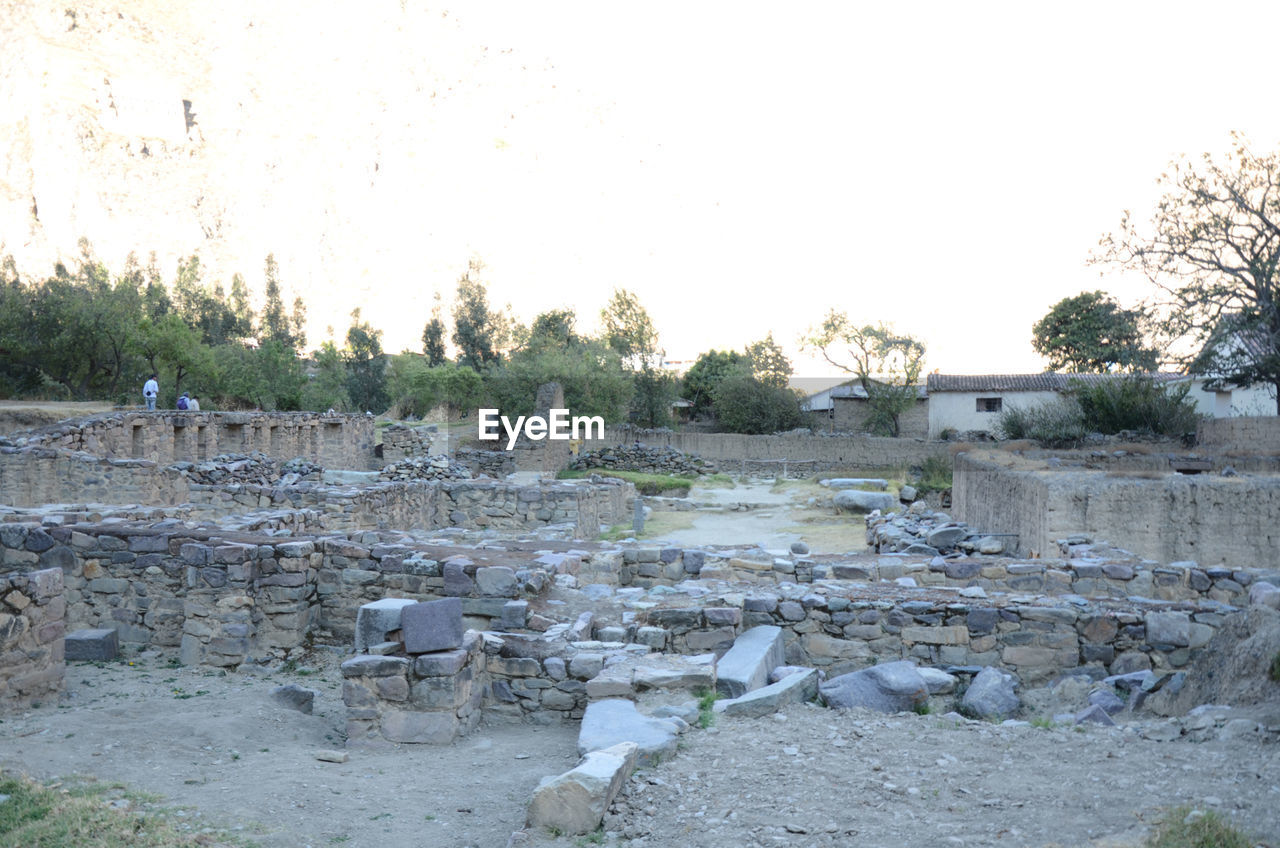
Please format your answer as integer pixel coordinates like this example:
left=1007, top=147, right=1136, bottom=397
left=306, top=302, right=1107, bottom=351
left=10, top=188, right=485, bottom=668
left=301, top=341, right=351, bottom=412
left=386, top=356, right=484, bottom=418
left=600, top=288, right=672, bottom=426
left=802, top=314, right=926, bottom=436
left=422, top=292, right=448, bottom=366
left=711, top=374, right=802, bottom=434
left=487, top=339, right=632, bottom=424
left=344, top=309, right=388, bottom=413
left=1032, top=291, right=1159, bottom=372
left=259, top=254, right=304, bottom=352
left=1096, top=134, right=1280, bottom=412
left=682, top=350, right=746, bottom=417
left=137, top=313, right=210, bottom=404
left=451, top=260, right=508, bottom=370
left=526, top=308, right=579, bottom=350
left=744, top=332, right=792, bottom=389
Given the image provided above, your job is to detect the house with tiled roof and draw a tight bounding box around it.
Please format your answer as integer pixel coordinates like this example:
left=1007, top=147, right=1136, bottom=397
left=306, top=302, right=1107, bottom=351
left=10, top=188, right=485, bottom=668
left=926, top=372, right=1275, bottom=438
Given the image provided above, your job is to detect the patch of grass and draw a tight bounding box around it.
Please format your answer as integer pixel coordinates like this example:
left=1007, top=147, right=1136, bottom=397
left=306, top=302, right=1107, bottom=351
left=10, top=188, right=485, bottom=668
left=695, top=687, right=718, bottom=729
left=912, top=701, right=932, bottom=716
left=547, top=825, right=563, bottom=838
left=914, top=454, right=953, bottom=494
left=0, top=773, right=247, bottom=847
left=558, top=468, right=693, bottom=496
left=1269, top=651, right=1280, bottom=683
left=1030, top=716, right=1055, bottom=729
left=576, top=827, right=606, bottom=846
left=1144, top=806, right=1253, bottom=848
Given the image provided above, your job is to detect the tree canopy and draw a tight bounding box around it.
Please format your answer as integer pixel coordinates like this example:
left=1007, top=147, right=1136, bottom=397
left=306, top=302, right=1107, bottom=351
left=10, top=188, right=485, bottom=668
left=1031, top=291, right=1159, bottom=373
left=1096, top=134, right=1280, bottom=412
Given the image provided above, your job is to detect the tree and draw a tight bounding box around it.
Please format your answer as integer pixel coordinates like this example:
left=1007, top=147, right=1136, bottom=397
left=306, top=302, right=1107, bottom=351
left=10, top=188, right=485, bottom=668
left=1096, top=134, right=1280, bottom=413
left=744, top=332, right=792, bottom=389
left=451, top=260, right=508, bottom=370
left=1031, top=291, right=1159, bottom=373
left=422, top=292, right=448, bottom=366
left=802, top=314, right=926, bottom=436
left=260, top=254, right=304, bottom=352
left=600, top=288, right=671, bottom=426
left=344, top=309, right=388, bottom=413
left=682, top=350, right=746, bottom=417
left=301, top=341, right=351, bottom=412
left=711, top=374, right=802, bottom=435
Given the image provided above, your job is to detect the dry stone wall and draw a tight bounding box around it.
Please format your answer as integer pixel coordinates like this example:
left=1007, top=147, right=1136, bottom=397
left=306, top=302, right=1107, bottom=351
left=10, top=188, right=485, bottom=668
left=1198, top=416, right=1280, bottom=452
left=600, top=428, right=949, bottom=473
left=953, top=451, right=1280, bottom=566
left=0, top=566, right=65, bottom=709
left=0, top=448, right=190, bottom=507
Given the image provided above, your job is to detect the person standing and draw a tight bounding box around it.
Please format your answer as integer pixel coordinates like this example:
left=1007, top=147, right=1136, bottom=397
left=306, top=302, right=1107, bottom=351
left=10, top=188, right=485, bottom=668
left=188, top=395, right=201, bottom=411
left=143, top=374, right=159, bottom=411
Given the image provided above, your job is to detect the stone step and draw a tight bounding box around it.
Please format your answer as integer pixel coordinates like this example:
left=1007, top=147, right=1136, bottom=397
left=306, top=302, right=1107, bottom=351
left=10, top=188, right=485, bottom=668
left=715, top=624, right=785, bottom=699
left=577, top=699, right=681, bottom=767
left=527, top=741, right=638, bottom=836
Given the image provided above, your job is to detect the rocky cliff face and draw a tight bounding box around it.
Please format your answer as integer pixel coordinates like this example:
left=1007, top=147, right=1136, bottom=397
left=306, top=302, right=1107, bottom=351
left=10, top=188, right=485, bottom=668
left=0, top=0, right=558, bottom=344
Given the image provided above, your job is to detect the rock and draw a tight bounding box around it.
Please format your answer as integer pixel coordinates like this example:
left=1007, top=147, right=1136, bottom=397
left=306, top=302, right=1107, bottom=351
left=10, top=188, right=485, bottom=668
left=1145, top=611, right=1191, bottom=647
left=714, top=668, right=819, bottom=718
left=899, top=484, right=918, bottom=502
left=716, top=625, right=786, bottom=699
left=1088, top=688, right=1126, bottom=715
left=476, top=566, right=518, bottom=597
left=64, top=628, right=119, bottom=661
left=960, top=667, right=1019, bottom=720
left=917, top=667, right=957, bottom=695
left=789, top=541, right=810, bottom=556
left=1248, top=581, right=1280, bottom=610
left=527, top=742, right=638, bottom=836
left=315, top=750, right=349, bottom=763
left=401, top=598, right=464, bottom=654
left=1219, top=718, right=1260, bottom=740
left=578, top=700, right=680, bottom=767
left=1073, top=704, right=1115, bottom=726
left=834, top=489, right=896, bottom=513
left=354, top=598, right=417, bottom=653
left=823, top=478, right=889, bottom=490
left=1140, top=722, right=1182, bottom=742
left=926, top=526, right=968, bottom=549
left=270, top=683, right=317, bottom=714
left=820, top=660, right=928, bottom=713
left=976, top=536, right=1004, bottom=555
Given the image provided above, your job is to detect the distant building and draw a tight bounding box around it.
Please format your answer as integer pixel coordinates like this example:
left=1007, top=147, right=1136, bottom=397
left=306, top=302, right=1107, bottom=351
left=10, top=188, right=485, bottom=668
left=802, top=379, right=928, bottom=437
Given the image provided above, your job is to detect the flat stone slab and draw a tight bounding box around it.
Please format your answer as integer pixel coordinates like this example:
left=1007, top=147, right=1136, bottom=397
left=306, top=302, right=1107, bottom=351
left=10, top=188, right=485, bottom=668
left=716, top=625, right=785, bottom=699
left=833, top=489, right=896, bottom=513
left=578, top=699, right=680, bottom=767
left=714, top=668, right=818, bottom=718
left=527, top=742, right=638, bottom=835
left=354, top=598, right=417, bottom=653
left=65, top=628, right=118, bottom=661
left=402, top=597, right=463, bottom=654
left=821, top=478, right=889, bottom=490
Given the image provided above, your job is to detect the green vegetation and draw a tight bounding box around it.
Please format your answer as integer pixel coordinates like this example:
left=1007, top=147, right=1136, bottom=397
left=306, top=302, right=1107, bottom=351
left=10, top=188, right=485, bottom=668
left=912, top=701, right=932, bottom=716
left=575, top=827, right=606, bottom=846
left=1269, top=650, right=1280, bottom=683
left=802, top=316, right=925, bottom=436
left=1144, top=806, right=1253, bottom=848
left=0, top=773, right=246, bottom=847
left=695, top=686, right=718, bottom=728
left=913, top=455, right=953, bottom=494
left=1032, top=290, right=1159, bottom=373
left=1030, top=716, right=1055, bottom=729
left=558, top=468, right=694, bottom=496
left=997, top=375, right=1201, bottom=444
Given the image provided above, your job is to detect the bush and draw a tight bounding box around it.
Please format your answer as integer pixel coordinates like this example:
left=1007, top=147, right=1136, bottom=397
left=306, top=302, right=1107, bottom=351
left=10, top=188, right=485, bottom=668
left=996, top=397, right=1088, bottom=445
left=385, top=356, right=483, bottom=419
left=1067, top=375, right=1202, bottom=438
left=1144, top=806, right=1252, bottom=848
left=711, top=375, right=803, bottom=435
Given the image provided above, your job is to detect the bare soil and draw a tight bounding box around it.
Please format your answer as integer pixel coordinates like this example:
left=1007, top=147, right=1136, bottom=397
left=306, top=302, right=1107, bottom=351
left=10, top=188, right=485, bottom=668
left=4, top=654, right=1277, bottom=848
left=0, top=400, right=118, bottom=435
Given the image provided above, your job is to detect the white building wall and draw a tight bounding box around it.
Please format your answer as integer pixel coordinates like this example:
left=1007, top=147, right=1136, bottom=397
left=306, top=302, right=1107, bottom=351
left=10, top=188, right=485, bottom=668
left=927, top=390, right=1057, bottom=437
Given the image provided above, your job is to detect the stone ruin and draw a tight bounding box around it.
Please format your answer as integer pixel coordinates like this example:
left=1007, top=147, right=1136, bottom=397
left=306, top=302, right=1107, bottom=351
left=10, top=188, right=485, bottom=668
left=2, top=406, right=1279, bottom=839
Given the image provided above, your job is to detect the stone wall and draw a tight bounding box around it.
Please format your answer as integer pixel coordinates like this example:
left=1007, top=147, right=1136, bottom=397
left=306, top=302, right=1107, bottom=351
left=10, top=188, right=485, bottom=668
left=832, top=397, right=929, bottom=439
left=380, top=423, right=436, bottom=465
left=0, top=566, right=65, bottom=709
left=0, top=448, right=190, bottom=508
left=571, top=444, right=716, bottom=476
left=600, top=428, right=949, bottom=474
left=1198, top=416, right=1280, bottom=452
left=6, top=411, right=377, bottom=470
left=455, top=447, right=516, bottom=479
left=637, top=591, right=1226, bottom=685
left=953, top=451, right=1280, bottom=566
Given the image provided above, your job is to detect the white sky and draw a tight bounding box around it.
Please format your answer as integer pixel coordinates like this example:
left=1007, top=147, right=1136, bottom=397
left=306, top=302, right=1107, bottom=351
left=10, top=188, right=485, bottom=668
left=389, top=0, right=1280, bottom=377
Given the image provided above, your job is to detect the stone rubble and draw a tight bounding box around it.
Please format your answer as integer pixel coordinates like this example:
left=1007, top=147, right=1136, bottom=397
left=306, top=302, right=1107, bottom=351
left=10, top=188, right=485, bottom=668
left=571, top=443, right=716, bottom=476
left=378, top=454, right=472, bottom=482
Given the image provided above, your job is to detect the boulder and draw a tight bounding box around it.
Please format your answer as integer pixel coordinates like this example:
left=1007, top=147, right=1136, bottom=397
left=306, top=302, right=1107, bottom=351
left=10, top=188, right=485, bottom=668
left=960, top=666, right=1019, bottom=720
left=834, top=489, right=895, bottom=514
left=917, top=667, right=957, bottom=695
left=820, top=660, right=928, bottom=713
left=527, top=742, right=638, bottom=836
left=270, top=683, right=317, bottom=714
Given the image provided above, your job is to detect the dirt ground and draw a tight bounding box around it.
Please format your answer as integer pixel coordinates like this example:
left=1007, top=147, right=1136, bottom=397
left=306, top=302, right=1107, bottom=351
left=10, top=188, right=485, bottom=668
left=3, top=654, right=1278, bottom=848
left=0, top=400, right=118, bottom=435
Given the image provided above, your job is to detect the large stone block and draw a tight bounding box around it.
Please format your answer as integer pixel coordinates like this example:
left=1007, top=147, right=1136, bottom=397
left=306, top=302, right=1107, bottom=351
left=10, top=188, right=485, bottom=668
left=65, top=628, right=118, bottom=661
left=527, top=742, right=639, bottom=836
left=380, top=708, right=460, bottom=744
left=402, top=598, right=464, bottom=654
left=819, top=660, right=927, bottom=713
left=714, top=668, right=818, bottom=718
left=353, top=597, right=417, bottom=653
left=716, top=625, right=785, bottom=699
left=578, top=699, right=680, bottom=767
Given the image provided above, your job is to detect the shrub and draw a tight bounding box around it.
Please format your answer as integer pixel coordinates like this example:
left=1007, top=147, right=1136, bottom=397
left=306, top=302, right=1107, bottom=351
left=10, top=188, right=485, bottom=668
left=1144, top=806, right=1252, bottom=848
left=711, top=375, right=802, bottom=434
left=1067, top=375, right=1201, bottom=438
left=996, top=397, right=1088, bottom=446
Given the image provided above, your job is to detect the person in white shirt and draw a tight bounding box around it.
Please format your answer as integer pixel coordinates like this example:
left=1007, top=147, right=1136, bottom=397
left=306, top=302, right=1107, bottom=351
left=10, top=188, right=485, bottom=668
left=188, top=395, right=201, bottom=411
left=142, top=374, right=159, bottom=411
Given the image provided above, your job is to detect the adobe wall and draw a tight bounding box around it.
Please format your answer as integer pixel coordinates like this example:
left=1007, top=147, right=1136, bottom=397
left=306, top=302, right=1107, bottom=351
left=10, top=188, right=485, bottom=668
left=953, top=452, right=1280, bottom=566
left=7, top=411, right=378, bottom=470
left=0, top=566, right=65, bottom=709
left=600, top=428, right=950, bottom=473
left=1198, top=416, right=1280, bottom=452
left=831, top=398, right=929, bottom=439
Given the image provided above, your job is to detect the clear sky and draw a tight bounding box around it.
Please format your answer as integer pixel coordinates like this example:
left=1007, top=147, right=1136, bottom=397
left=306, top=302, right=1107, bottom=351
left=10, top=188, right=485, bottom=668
left=386, top=0, right=1280, bottom=378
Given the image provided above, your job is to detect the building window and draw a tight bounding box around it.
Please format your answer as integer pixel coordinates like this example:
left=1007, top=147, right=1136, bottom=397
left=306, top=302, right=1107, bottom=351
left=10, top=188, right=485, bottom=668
left=976, top=397, right=1002, bottom=413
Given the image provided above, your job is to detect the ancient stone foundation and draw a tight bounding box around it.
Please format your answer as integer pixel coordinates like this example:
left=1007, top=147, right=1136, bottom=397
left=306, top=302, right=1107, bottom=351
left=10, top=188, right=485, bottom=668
left=0, top=566, right=65, bottom=708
